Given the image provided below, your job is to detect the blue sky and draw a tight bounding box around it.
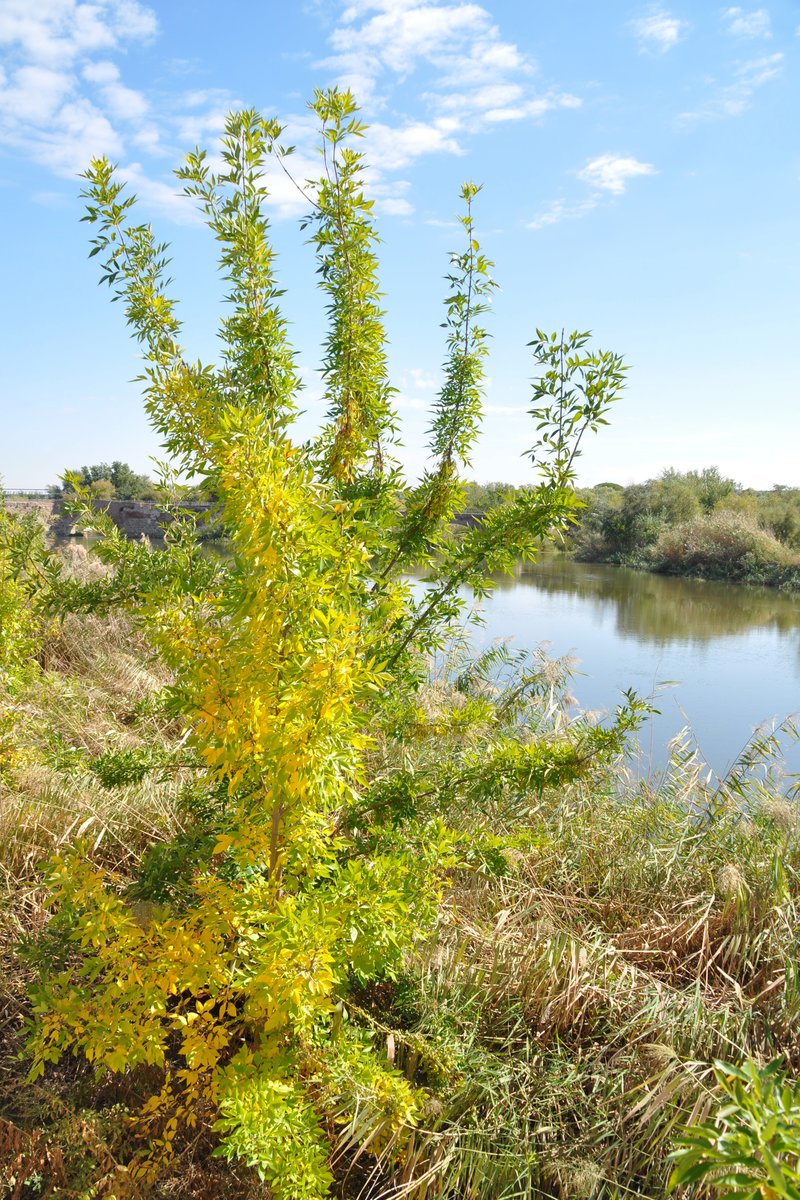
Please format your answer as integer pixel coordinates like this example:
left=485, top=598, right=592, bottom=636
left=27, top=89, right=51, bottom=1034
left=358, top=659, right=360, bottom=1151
left=1, top=0, right=798, bottom=489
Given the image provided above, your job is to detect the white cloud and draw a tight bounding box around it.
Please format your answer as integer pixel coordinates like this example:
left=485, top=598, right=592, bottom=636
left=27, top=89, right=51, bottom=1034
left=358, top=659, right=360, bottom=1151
left=0, top=1, right=159, bottom=176
left=736, top=50, right=782, bottom=84
left=395, top=393, right=429, bottom=411
left=255, top=1, right=585, bottom=223
left=169, top=87, right=245, bottom=152
left=0, top=0, right=244, bottom=223
left=82, top=59, right=119, bottom=85
left=377, top=197, right=414, bottom=216
left=32, top=189, right=69, bottom=208
left=83, top=61, right=148, bottom=121
left=0, top=1, right=157, bottom=67
left=482, top=91, right=581, bottom=123
left=0, top=65, right=75, bottom=124
left=484, top=403, right=525, bottom=417
left=321, top=0, right=578, bottom=136
left=369, top=176, right=415, bottom=216
left=396, top=365, right=443, bottom=410
left=366, top=118, right=463, bottom=170
left=435, top=82, right=523, bottom=112
left=0, top=63, right=127, bottom=177
left=130, top=123, right=162, bottom=153
left=527, top=196, right=599, bottom=231
left=117, top=161, right=199, bottom=222
left=433, top=82, right=581, bottom=123
left=31, top=97, right=123, bottom=174
left=181, top=87, right=239, bottom=111
left=330, top=2, right=493, bottom=77
left=631, top=9, right=690, bottom=53
left=526, top=151, right=653, bottom=232
left=577, top=154, right=657, bottom=194
left=723, top=7, right=772, bottom=38
left=258, top=149, right=322, bottom=220
left=437, top=35, right=530, bottom=87
left=408, top=368, right=438, bottom=390
left=342, top=0, right=431, bottom=17
left=315, top=51, right=383, bottom=106
left=174, top=106, right=232, bottom=146
left=0, top=0, right=584, bottom=231
left=111, top=0, right=158, bottom=40
left=102, top=81, right=148, bottom=121
left=679, top=51, right=783, bottom=120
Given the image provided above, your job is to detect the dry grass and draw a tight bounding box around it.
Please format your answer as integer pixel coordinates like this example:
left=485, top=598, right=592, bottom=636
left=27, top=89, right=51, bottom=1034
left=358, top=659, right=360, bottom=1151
left=0, top=579, right=192, bottom=1197
left=652, top=510, right=799, bottom=578
left=1, top=606, right=180, bottom=880
left=2, top=582, right=799, bottom=1198
left=346, top=707, right=800, bottom=1199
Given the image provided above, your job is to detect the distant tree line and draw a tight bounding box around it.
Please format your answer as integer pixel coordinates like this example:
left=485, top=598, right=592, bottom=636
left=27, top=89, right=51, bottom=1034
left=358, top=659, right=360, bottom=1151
left=48, top=462, right=208, bottom=503
left=569, top=467, right=800, bottom=562
left=462, top=468, right=800, bottom=586
left=48, top=461, right=159, bottom=501
left=461, top=481, right=524, bottom=511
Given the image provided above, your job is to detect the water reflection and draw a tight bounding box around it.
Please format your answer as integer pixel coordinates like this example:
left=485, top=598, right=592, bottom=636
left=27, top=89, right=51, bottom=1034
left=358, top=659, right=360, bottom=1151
left=459, top=554, right=800, bottom=773
left=493, top=555, right=800, bottom=646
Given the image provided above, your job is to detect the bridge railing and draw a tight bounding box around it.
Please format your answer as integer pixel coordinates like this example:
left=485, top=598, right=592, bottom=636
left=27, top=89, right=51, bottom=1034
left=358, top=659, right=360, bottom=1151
left=2, top=489, right=53, bottom=498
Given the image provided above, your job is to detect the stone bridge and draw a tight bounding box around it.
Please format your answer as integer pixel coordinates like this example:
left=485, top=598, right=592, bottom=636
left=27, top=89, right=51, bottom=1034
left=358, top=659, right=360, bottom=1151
left=4, top=499, right=486, bottom=540
left=4, top=498, right=216, bottom=540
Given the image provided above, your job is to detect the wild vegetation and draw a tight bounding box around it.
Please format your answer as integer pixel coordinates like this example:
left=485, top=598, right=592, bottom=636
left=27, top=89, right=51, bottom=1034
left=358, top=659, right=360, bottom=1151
left=462, top=471, right=800, bottom=588
left=567, top=470, right=800, bottom=587
left=2, top=90, right=800, bottom=1199
left=50, top=462, right=162, bottom=502
left=47, top=462, right=211, bottom=503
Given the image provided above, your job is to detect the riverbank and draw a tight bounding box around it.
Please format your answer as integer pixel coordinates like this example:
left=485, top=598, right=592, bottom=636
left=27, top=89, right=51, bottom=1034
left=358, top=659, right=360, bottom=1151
left=571, top=494, right=800, bottom=592
left=573, top=550, right=800, bottom=591
left=3, top=496, right=223, bottom=541
left=465, top=472, right=800, bottom=593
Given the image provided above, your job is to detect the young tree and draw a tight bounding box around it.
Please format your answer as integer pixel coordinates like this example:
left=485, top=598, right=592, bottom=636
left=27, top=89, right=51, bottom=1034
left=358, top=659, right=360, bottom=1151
left=26, top=91, right=629, bottom=1196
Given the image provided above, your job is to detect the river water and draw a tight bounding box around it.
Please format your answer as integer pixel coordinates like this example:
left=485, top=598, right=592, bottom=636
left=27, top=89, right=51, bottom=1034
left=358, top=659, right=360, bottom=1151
left=444, top=556, right=800, bottom=778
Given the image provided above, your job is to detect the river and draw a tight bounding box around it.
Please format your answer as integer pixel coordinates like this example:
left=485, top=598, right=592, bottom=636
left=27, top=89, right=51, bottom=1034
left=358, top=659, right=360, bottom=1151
left=442, top=555, right=800, bottom=778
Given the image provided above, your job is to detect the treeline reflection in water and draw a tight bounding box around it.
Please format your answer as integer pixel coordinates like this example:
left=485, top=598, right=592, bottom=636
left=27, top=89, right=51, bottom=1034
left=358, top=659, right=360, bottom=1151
left=454, top=554, right=800, bottom=775
left=490, top=555, right=800, bottom=646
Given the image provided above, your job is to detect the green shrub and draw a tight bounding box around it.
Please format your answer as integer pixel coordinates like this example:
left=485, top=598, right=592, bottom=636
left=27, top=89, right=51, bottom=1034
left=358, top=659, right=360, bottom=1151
left=651, top=510, right=795, bottom=578
left=670, top=1060, right=800, bottom=1198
